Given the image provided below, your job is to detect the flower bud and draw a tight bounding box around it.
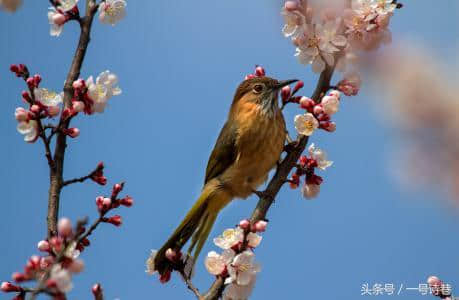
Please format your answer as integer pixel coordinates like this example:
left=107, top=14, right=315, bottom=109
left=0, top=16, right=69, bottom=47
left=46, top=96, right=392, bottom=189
left=21, top=91, right=32, bottom=103
left=103, top=215, right=122, bottom=227
left=1, top=282, right=22, bottom=293
left=65, top=128, right=80, bottom=138
left=321, top=95, right=339, bottom=115
left=165, top=248, right=181, bottom=262
left=49, top=236, right=63, bottom=252
left=254, top=220, right=268, bottom=232
left=159, top=270, right=171, bottom=284
left=26, top=77, right=36, bottom=89
left=37, top=240, right=51, bottom=252
left=427, top=276, right=441, bottom=286
left=313, top=104, right=323, bottom=115
left=12, top=272, right=28, bottom=283
left=92, top=283, right=103, bottom=297
left=10, top=64, right=19, bottom=73
left=112, top=183, right=123, bottom=197
left=120, top=196, right=133, bottom=207
left=30, top=105, right=40, bottom=114
left=72, top=79, right=85, bottom=90
left=292, top=80, right=304, bottom=93
left=102, top=197, right=112, bottom=210
left=328, top=90, right=341, bottom=100
left=284, top=1, right=299, bottom=11
left=281, top=85, right=291, bottom=102
left=52, top=13, right=67, bottom=26
left=57, top=218, right=73, bottom=238
left=299, top=96, right=315, bottom=111
left=255, top=66, right=265, bottom=77
left=33, top=74, right=42, bottom=86
left=239, top=219, right=250, bottom=230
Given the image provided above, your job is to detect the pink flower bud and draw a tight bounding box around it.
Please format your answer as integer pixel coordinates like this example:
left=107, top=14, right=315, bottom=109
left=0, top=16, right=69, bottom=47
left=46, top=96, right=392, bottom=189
left=159, top=270, right=171, bottom=284
left=239, top=219, right=250, bottom=230
left=97, top=162, right=104, bottom=170
left=328, top=90, right=341, bottom=100
left=49, top=236, right=63, bottom=252
left=52, top=13, right=67, bottom=26
left=57, top=218, right=73, bottom=238
left=245, top=74, right=255, bottom=80
left=254, top=220, right=268, bottom=232
left=30, top=105, right=40, bottom=114
left=284, top=1, right=299, bottom=11
left=40, top=256, right=54, bottom=269
left=72, top=101, right=85, bottom=113
left=14, top=107, right=28, bottom=122
left=47, top=105, right=60, bottom=117
left=26, top=77, right=36, bottom=88
left=1, top=282, right=22, bottom=293
left=10, top=64, right=19, bottom=73
left=102, top=197, right=112, bottom=210
left=92, top=175, right=107, bottom=186
left=255, top=66, right=265, bottom=77
left=92, top=283, right=103, bottom=297
left=95, top=196, right=104, bottom=211
left=61, top=107, right=76, bottom=120
left=33, top=74, right=42, bottom=86
left=313, top=104, right=323, bottom=115
left=292, top=80, right=304, bottom=93
left=66, top=128, right=80, bottom=138
left=72, top=79, right=85, bottom=90
left=120, top=196, right=133, bottom=207
left=68, top=259, right=85, bottom=273
left=21, top=91, right=32, bottom=103
left=37, top=240, right=50, bottom=252
left=12, top=272, right=28, bottom=283
left=112, top=183, right=123, bottom=197
left=103, top=215, right=122, bottom=227
left=281, top=85, right=291, bottom=102
left=321, top=121, right=336, bottom=132
left=299, top=96, right=315, bottom=111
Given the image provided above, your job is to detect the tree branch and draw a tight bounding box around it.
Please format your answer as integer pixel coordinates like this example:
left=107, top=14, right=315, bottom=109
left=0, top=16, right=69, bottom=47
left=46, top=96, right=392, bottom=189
left=46, top=2, right=98, bottom=238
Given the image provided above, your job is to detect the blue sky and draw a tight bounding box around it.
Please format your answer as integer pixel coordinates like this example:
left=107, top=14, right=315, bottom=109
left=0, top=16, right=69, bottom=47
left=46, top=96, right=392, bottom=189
left=1, top=1, right=458, bottom=299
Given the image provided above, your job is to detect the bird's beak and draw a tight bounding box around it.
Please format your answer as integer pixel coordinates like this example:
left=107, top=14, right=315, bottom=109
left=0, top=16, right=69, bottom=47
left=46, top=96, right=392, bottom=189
left=275, top=79, right=299, bottom=89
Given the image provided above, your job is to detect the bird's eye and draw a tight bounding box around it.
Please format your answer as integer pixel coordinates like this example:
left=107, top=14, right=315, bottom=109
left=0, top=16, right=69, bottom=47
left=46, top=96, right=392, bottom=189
left=253, top=84, right=263, bottom=94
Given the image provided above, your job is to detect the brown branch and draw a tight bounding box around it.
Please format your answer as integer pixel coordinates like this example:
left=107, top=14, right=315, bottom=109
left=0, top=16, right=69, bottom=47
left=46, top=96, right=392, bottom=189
left=200, top=65, right=336, bottom=300
left=46, top=1, right=99, bottom=238
left=178, top=269, right=204, bottom=300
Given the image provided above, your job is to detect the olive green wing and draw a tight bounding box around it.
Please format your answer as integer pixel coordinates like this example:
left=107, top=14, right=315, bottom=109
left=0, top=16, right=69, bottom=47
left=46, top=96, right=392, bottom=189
left=204, top=121, right=238, bottom=184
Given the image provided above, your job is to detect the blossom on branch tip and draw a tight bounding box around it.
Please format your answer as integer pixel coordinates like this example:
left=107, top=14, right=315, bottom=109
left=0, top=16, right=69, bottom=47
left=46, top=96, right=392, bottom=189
left=253, top=220, right=267, bottom=232
left=57, top=218, right=73, bottom=238
left=205, top=249, right=235, bottom=276
left=48, top=8, right=68, bottom=37
left=86, top=71, right=122, bottom=113
left=98, top=0, right=126, bottom=25
left=226, top=250, right=260, bottom=286
left=337, top=72, right=361, bottom=96
left=14, top=107, right=28, bottom=122
left=1, top=281, right=21, bottom=293
left=17, top=120, right=38, bottom=143
left=103, top=215, right=122, bottom=227
left=92, top=283, right=103, bottom=298
left=49, top=265, right=73, bottom=293
left=213, top=228, right=244, bottom=250
left=321, top=94, right=339, bottom=115
left=294, top=113, right=318, bottom=136
left=308, top=143, right=333, bottom=170
left=224, top=277, right=256, bottom=300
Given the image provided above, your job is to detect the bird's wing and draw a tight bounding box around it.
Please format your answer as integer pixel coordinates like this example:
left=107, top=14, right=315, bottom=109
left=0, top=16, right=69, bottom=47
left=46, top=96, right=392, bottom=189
left=204, top=121, right=237, bottom=184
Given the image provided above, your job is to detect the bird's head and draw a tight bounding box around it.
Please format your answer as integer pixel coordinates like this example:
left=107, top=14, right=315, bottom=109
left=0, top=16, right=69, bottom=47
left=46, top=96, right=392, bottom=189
left=232, top=76, right=298, bottom=116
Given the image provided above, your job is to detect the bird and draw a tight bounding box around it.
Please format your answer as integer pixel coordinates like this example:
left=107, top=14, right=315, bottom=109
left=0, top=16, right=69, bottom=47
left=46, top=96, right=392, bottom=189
left=153, top=76, right=298, bottom=275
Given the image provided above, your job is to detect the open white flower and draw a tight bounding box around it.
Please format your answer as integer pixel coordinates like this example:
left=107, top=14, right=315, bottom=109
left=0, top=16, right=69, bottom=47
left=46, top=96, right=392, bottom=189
left=224, top=277, right=256, bottom=300
left=281, top=5, right=305, bottom=38
left=35, top=88, right=63, bottom=107
left=246, top=232, right=262, bottom=248
left=57, top=0, right=78, bottom=12
left=17, top=120, right=38, bottom=143
left=48, top=7, right=66, bottom=36
left=213, top=228, right=244, bottom=250
left=308, top=143, right=333, bottom=170
left=204, top=249, right=235, bottom=275
left=50, top=265, right=73, bottom=293
left=226, top=250, right=260, bottom=286
left=371, top=0, right=396, bottom=15
left=145, top=249, right=158, bottom=275
left=87, top=70, right=122, bottom=113
left=294, top=113, right=319, bottom=136
left=98, top=0, right=126, bottom=25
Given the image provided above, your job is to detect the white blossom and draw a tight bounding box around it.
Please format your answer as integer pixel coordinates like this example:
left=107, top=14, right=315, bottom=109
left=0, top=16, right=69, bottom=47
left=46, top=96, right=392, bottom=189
left=308, top=143, right=333, bottom=170
left=246, top=232, right=262, bottom=248
left=213, top=228, right=244, bottom=250
left=226, top=250, right=260, bottom=286
left=98, top=0, right=126, bottom=25
left=224, top=277, right=256, bottom=300
left=204, top=249, right=235, bottom=275
left=294, top=113, right=319, bottom=136
left=48, top=7, right=66, bottom=37
left=145, top=249, right=158, bottom=275
left=50, top=265, right=73, bottom=293
left=87, top=70, right=122, bottom=113
left=57, top=0, right=78, bottom=12
left=34, top=88, right=63, bottom=107
left=321, top=94, right=340, bottom=115
left=17, top=120, right=38, bottom=143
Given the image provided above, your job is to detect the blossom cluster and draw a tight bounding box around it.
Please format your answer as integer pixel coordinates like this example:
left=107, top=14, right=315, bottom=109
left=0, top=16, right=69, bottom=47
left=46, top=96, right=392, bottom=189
left=427, top=276, right=453, bottom=299
left=1, top=183, right=133, bottom=299
left=206, top=220, right=266, bottom=300
left=48, top=0, right=127, bottom=36
left=282, top=0, right=401, bottom=73
left=10, top=65, right=121, bottom=143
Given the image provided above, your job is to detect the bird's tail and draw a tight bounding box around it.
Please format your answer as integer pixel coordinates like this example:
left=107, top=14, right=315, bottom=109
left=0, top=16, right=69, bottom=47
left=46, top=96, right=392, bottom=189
left=154, top=182, right=231, bottom=274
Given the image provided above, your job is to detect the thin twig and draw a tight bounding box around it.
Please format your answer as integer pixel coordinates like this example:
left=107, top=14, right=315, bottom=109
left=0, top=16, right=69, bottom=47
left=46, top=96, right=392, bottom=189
left=178, top=269, right=203, bottom=300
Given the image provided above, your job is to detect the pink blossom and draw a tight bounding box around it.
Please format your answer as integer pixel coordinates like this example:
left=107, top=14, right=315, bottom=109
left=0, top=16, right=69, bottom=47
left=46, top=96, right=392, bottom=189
left=37, top=240, right=50, bottom=252
left=1, top=281, right=21, bottom=293
left=57, top=218, right=73, bottom=237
